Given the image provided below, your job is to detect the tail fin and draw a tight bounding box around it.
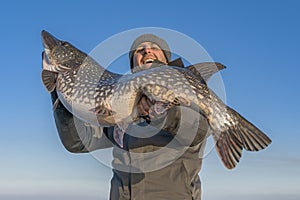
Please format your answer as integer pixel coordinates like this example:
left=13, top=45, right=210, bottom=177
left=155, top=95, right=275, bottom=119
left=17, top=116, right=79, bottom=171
left=214, top=106, right=272, bottom=169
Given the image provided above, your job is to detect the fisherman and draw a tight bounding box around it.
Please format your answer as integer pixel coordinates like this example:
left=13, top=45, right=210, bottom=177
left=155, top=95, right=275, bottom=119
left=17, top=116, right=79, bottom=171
left=49, top=34, right=209, bottom=199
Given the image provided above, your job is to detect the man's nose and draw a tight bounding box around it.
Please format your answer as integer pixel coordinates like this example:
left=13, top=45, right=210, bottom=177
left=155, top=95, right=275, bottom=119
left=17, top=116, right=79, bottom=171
left=144, top=47, right=152, bottom=54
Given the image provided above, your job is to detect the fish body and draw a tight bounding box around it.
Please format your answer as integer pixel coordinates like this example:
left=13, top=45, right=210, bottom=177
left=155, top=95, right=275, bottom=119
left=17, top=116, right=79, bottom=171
left=41, top=30, right=271, bottom=169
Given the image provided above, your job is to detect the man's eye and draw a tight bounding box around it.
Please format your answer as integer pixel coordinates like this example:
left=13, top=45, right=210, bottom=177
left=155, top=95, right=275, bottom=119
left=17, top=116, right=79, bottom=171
left=151, top=45, right=161, bottom=50
left=135, top=48, right=143, bottom=53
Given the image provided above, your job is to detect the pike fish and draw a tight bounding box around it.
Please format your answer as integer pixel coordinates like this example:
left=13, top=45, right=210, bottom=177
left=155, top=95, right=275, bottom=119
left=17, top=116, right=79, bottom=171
left=41, top=30, right=271, bottom=169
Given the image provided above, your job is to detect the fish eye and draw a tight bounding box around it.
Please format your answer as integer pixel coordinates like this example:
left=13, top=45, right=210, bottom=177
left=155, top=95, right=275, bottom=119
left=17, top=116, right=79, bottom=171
left=61, top=41, right=69, bottom=46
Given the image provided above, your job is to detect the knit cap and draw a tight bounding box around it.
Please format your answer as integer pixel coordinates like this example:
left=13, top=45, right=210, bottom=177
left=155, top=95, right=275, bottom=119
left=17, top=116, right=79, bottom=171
left=129, top=34, right=171, bottom=69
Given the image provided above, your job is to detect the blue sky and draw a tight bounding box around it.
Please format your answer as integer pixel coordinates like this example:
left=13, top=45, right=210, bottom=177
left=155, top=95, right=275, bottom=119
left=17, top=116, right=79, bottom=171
left=0, top=0, right=299, bottom=199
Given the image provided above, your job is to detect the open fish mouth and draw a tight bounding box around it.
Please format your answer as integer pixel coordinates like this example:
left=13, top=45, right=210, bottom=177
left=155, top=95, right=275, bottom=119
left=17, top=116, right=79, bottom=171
left=42, top=51, right=57, bottom=72
left=41, top=30, right=79, bottom=73
left=41, top=30, right=57, bottom=68
left=42, top=51, right=51, bottom=65
left=41, top=30, right=64, bottom=69
left=41, top=31, right=64, bottom=75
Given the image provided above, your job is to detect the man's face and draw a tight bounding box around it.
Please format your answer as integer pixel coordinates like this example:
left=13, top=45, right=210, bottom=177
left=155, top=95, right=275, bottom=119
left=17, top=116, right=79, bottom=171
left=132, top=42, right=167, bottom=73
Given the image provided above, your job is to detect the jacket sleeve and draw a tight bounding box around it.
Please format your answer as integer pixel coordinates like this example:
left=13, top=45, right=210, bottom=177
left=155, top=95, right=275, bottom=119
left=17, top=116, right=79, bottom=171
left=51, top=90, right=113, bottom=153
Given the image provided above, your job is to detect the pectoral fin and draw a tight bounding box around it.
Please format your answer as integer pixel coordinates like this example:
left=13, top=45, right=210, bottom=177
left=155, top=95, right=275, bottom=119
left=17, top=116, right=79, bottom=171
left=113, top=126, right=124, bottom=148
left=41, top=69, right=57, bottom=92
left=168, top=58, right=184, bottom=68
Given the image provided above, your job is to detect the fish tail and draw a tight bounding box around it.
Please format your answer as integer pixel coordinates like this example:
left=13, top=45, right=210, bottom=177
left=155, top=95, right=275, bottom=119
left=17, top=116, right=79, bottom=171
left=214, top=106, right=272, bottom=169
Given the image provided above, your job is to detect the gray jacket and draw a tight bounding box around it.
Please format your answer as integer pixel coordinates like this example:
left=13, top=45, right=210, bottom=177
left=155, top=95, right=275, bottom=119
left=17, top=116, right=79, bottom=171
left=51, top=89, right=209, bottom=200
left=50, top=59, right=209, bottom=199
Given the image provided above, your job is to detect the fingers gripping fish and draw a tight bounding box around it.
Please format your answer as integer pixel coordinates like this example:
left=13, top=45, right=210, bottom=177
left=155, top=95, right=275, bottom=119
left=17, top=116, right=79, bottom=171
left=41, top=30, right=271, bottom=169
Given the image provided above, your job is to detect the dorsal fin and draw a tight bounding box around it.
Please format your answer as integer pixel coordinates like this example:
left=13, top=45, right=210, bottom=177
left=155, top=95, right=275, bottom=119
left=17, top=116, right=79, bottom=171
left=186, top=62, right=226, bottom=82
left=41, top=69, right=57, bottom=92
left=168, top=58, right=184, bottom=68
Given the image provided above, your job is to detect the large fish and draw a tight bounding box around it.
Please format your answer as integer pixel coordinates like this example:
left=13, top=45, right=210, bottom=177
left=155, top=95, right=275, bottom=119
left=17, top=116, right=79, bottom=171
left=41, top=30, right=271, bottom=169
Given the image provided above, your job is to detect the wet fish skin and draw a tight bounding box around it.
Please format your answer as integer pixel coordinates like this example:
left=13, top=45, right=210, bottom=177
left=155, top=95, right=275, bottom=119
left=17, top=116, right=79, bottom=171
left=41, top=30, right=122, bottom=125
left=41, top=30, right=272, bottom=169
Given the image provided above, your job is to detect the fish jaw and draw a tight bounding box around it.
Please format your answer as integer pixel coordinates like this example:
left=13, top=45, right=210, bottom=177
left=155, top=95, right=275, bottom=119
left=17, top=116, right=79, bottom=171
left=42, top=51, right=57, bottom=72
left=41, top=30, right=64, bottom=73
left=41, top=30, right=88, bottom=73
left=41, top=30, right=62, bottom=54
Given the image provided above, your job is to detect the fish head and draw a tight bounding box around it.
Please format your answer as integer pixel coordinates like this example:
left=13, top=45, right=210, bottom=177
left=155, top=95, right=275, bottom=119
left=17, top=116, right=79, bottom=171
left=41, top=30, right=87, bottom=72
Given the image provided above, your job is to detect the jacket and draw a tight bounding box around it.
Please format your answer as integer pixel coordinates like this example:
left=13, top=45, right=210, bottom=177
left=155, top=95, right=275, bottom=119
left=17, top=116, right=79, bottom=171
left=50, top=60, right=209, bottom=199
left=51, top=90, right=209, bottom=200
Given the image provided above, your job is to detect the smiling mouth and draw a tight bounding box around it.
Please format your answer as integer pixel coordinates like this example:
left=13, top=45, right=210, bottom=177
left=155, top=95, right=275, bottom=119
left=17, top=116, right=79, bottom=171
left=143, top=58, right=154, bottom=64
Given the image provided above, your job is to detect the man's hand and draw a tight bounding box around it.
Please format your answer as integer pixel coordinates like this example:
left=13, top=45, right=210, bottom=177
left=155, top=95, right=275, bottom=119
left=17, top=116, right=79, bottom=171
left=137, top=95, right=155, bottom=121
left=137, top=95, right=169, bottom=123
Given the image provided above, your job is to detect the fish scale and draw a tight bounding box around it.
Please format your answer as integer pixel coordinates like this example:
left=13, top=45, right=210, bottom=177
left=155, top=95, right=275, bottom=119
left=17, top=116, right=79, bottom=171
left=41, top=30, right=271, bottom=169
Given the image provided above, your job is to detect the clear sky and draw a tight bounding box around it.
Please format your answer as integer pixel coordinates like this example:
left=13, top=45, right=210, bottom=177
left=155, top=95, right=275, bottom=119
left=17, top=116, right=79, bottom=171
left=0, top=0, right=299, bottom=199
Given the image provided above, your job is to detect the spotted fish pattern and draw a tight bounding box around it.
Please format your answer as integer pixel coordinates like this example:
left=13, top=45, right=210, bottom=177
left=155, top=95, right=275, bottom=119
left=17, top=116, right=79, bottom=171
left=41, top=30, right=271, bottom=169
